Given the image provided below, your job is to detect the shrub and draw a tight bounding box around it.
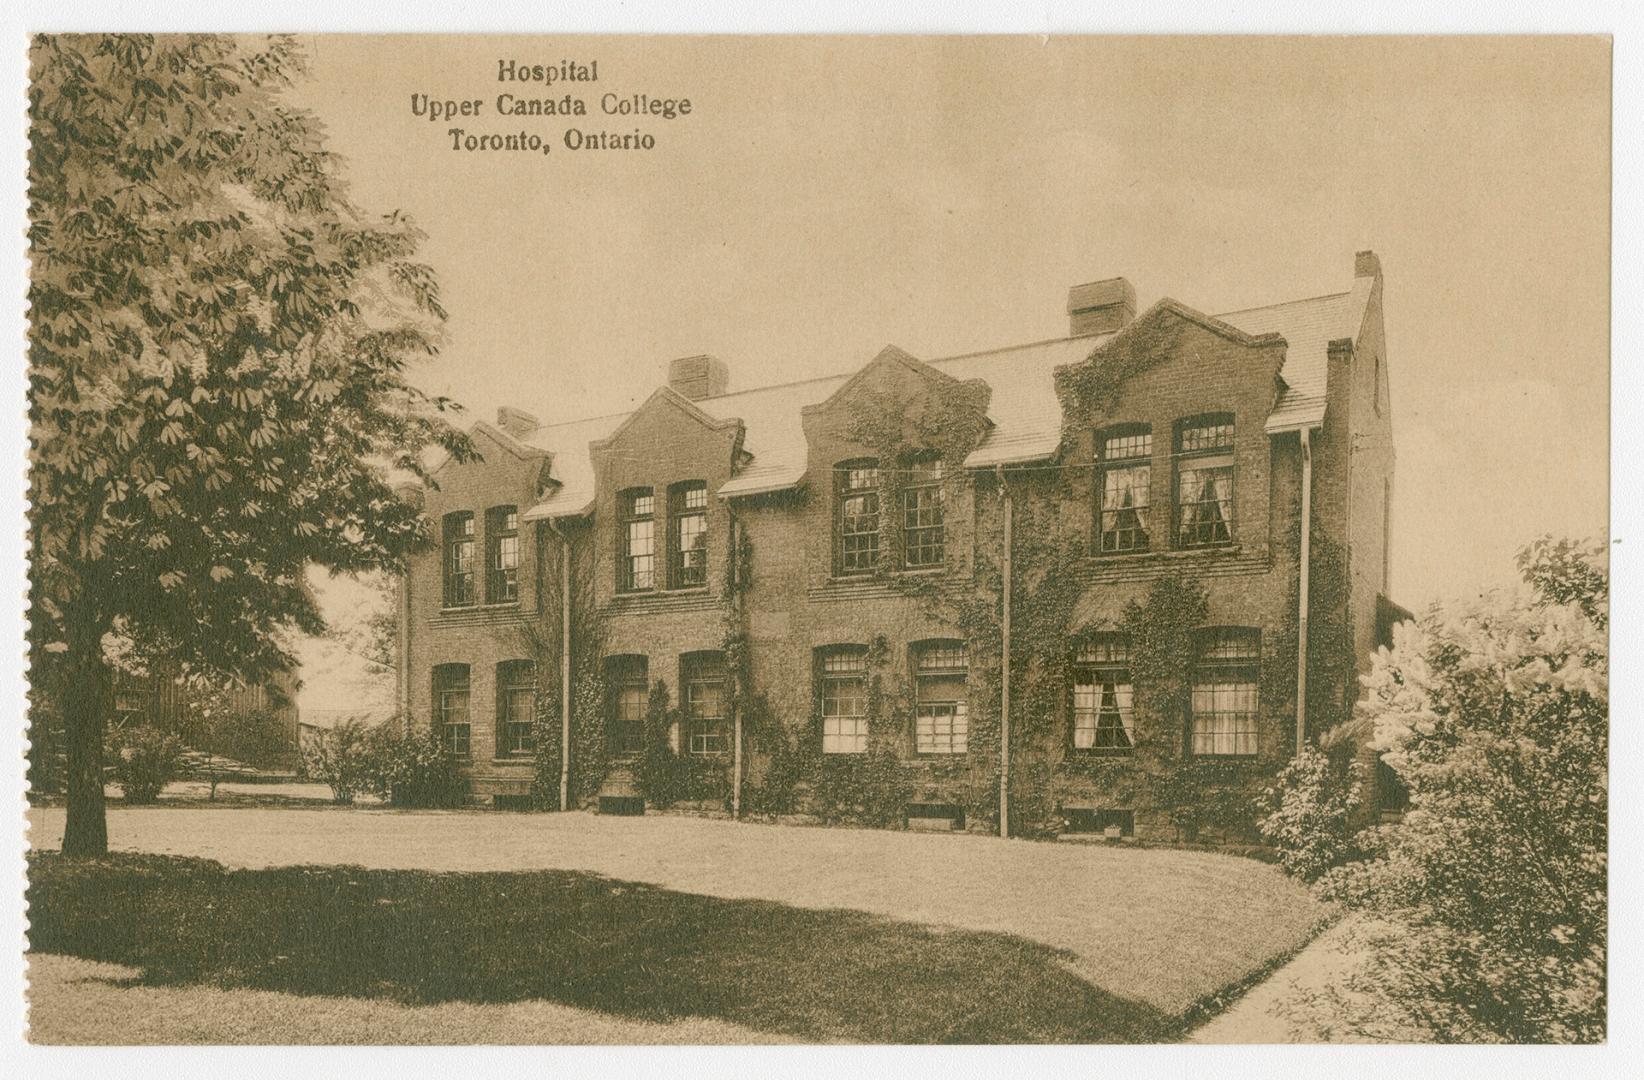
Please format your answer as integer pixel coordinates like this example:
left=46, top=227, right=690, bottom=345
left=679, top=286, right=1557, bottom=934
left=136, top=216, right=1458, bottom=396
left=299, top=717, right=378, bottom=805
left=110, top=725, right=186, bottom=804
left=368, top=723, right=466, bottom=808
left=810, top=746, right=909, bottom=828
left=1259, top=746, right=1364, bottom=882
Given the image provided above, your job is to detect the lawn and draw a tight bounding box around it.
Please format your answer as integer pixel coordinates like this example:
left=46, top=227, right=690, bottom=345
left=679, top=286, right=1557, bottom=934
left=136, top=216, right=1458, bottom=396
left=27, top=808, right=1329, bottom=1043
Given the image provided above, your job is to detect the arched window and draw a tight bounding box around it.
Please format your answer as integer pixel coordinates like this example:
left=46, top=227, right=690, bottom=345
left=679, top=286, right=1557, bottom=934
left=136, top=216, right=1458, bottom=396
left=669, top=481, right=709, bottom=589
left=486, top=505, right=520, bottom=603
left=606, top=655, right=648, bottom=757
left=432, top=663, right=471, bottom=758
left=442, top=512, right=476, bottom=607
left=836, top=460, right=880, bottom=575
left=818, top=645, right=869, bottom=753
left=1072, top=634, right=1134, bottom=751
left=1175, top=414, right=1236, bottom=548
left=913, top=640, right=968, bottom=754
left=496, top=660, right=535, bottom=755
left=1190, top=628, right=1260, bottom=756
left=681, top=651, right=728, bottom=755
left=618, top=488, right=656, bottom=592
left=1096, top=425, right=1152, bottom=553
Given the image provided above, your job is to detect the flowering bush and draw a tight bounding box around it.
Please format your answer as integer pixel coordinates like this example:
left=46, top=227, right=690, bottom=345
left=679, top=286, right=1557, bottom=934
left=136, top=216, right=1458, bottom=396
left=109, top=725, right=186, bottom=804
left=368, top=723, right=466, bottom=808
left=1259, top=747, right=1364, bottom=882
left=1305, top=536, right=1607, bottom=1042
left=299, top=718, right=378, bottom=806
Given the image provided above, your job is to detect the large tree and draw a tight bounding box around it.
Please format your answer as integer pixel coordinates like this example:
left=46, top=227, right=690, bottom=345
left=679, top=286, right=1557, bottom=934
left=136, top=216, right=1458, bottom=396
left=28, top=34, right=471, bottom=855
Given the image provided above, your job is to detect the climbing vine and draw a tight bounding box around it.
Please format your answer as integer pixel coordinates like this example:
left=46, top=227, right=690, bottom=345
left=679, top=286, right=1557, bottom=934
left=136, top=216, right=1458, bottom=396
left=635, top=680, right=728, bottom=808
left=1053, top=317, right=1188, bottom=446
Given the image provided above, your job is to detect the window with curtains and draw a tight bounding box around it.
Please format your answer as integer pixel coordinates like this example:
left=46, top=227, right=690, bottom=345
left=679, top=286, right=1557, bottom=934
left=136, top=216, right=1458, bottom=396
left=682, top=652, right=729, bottom=755
left=670, top=481, right=709, bottom=589
left=486, top=505, right=520, bottom=604
left=619, top=488, right=656, bottom=592
left=913, top=641, right=968, bottom=754
left=1175, top=415, right=1235, bottom=548
left=607, top=655, right=647, bottom=757
left=1072, top=635, right=1134, bottom=751
left=442, top=512, right=476, bottom=607
left=819, top=646, right=869, bottom=753
left=495, top=660, right=535, bottom=755
left=901, top=459, right=945, bottom=568
left=836, top=460, right=880, bottom=575
left=1097, top=425, right=1152, bottom=553
left=432, top=663, right=471, bottom=758
left=1190, top=628, right=1260, bottom=756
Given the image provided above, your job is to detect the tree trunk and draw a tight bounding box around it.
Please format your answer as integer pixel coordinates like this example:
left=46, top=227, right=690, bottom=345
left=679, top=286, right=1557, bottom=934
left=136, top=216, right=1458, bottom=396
left=60, top=608, right=112, bottom=858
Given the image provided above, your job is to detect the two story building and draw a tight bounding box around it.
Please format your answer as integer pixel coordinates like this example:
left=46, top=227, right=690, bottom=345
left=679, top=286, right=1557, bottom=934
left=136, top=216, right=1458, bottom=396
left=397, top=250, right=1403, bottom=840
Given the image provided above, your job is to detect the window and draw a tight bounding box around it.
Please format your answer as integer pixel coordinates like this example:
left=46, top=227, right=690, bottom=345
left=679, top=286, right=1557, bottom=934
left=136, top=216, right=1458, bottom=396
left=1097, top=426, right=1152, bottom=553
left=1175, top=416, right=1235, bottom=548
left=433, top=664, right=471, bottom=758
left=902, top=459, right=945, bottom=568
left=486, top=506, right=520, bottom=604
left=837, top=461, right=880, bottom=574
left=1191, top=628, right=1260, bottom=756
left=112, top=679, right=147, bottom=726
left=496, top=660, right=535, bottom=755
left=682, top=652, right=729, bottom=755
left=670, top=481, right=709, bottom=589
left=607, top=656, right=648, bottom=757
left=443, top=512, right=476, bottom=607
left=619, top=488, right=656, bottom=592
left=914, top=641, right=968, bottom=754
left=819, top=647, right=869, bottom=753
left=1072, top=635, right=1134, bottom=751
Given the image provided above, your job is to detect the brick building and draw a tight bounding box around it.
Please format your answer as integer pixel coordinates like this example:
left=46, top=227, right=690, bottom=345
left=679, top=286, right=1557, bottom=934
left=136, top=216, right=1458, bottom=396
left=397, top=251, right=1404, bottom=839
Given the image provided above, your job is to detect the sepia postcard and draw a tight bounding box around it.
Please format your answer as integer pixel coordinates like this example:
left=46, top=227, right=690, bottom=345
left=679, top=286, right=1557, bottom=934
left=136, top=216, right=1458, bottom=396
left=7, top=24, right=1618, bottom=1069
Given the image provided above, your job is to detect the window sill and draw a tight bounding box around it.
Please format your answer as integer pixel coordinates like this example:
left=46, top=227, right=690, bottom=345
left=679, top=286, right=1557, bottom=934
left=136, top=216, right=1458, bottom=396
left=827, top=567, right=947, bottom=584
left=1189, top=753, right=1260, bottom=761
left=1087, top=544, right=1243, bottom=566
left=489, top=756, right=535, bottom=765
left=1066, top=748, right=1135, bottom=758
left=440, top=601, right=521, bottom=614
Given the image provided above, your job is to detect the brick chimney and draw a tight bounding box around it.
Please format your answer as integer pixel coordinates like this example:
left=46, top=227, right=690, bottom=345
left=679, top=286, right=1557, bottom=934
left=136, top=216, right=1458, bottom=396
left=496, top=406, right=540, bottom=439
left=1355, top=250, right=1382, bottom=280
left=1067, top=277, right=1136, bottom=336
left=667, top=354, right=730, bottom=400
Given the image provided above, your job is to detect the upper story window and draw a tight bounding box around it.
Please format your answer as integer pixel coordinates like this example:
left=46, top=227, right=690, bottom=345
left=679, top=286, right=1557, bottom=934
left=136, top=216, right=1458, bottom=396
left=1175, top=415, right=1235, bottom=548
left=432, top=663, right=471, bottom=758
left=496, top=659, right=535, bottom=755
left=486, top=506, right=520, bottom=604
left=913, top=640, right=968, bottom=755
left=606, top=655, right=648, bottom=758
left=1097, top=425, right=1152, bottom=554
left=1190, top=627, right=1260, bottom=757
left=836, top=461, right=880, bottom=575
left=819, top=646, right=869, bottom=754
left=902, top=459, right=945, bottom=569
left=1072, top=635, right=1134, bottom=752
left=682, top=652, right=729, bottom=756
left=443, top=512, right=476, bottom=607
left=670, top=481, right=710, bottom=589
left=619, top=488, right=656, bottom=592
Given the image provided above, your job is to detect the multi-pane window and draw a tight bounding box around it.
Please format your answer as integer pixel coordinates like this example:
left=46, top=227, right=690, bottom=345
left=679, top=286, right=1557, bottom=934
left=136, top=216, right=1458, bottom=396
left=619, top=488, right=656, bottom=592
left=670, top=481, right=709, bottom=589
left=443, top=512, right=476, bottom=607
left=819, top=647, right=869, bottom=753
left=914, top=641, right=968, bottom=754
left=1072, top=635, right=1134, bottom=751
left=496, top=660, right=535, bottom=755
left=682, top=652, right=729, bottom=755
left=433, top=663, right=471, bottom=758
left=486, top=505, right=520, bottom=604
left=1191, top=628, right=1260, bottom=756
left=1176, top=416, right=1235, bottom=548
left=837, top=461, right=880, bottom=575
left=902, top=459, right=945, bottom=568
left=1098, top=427, right=1152, bottom=553
left=607, top=656, right=648, bottom=757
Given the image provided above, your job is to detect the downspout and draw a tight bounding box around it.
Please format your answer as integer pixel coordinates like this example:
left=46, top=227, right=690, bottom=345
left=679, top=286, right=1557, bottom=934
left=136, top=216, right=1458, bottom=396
left=996, top=464, right=1013, bottom=839
left=728, top=509, right=743, bottom=819
left=547, top=520, right=573, bottom=811
left=397, top=570, right=411, bottom=729
left=1295, top=427, right=1313, bottom=755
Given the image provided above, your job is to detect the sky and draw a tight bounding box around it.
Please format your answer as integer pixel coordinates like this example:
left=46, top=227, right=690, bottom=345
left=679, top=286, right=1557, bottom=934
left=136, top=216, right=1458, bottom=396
left=283, top=35, right=1610, bottom=712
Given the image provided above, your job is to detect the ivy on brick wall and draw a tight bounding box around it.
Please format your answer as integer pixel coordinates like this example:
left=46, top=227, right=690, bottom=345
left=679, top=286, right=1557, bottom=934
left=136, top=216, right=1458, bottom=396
left=635, top=680, right=728, bottom=809
left=1052, top=317, right=1189, bottom=446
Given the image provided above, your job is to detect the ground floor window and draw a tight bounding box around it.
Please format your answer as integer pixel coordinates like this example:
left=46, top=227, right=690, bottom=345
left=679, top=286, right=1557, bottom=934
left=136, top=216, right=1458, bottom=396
left=433, top=663, right=471, bottom=758
left=820, top=647, right=869, bottom=754
left=683, top=652, right=729, bottom=755
left=496, top=659, right=535, bottom=755
left=1072, top=635, right=1135, bottom=751
left=913, top=640, right=968, bottom=754
left=607, top=655, right=647, bottom=757
left=1190, top=628, right=1260, bottom=756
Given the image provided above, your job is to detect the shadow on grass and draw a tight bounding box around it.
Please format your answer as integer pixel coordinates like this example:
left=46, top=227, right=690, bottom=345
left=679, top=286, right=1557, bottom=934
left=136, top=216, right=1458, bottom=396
left=28, top=852, right=1177, bottom=1043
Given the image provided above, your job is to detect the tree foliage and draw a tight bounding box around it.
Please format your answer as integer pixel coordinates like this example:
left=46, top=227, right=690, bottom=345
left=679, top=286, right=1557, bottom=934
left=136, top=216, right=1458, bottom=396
left=28, top=34, right=472, bottom=854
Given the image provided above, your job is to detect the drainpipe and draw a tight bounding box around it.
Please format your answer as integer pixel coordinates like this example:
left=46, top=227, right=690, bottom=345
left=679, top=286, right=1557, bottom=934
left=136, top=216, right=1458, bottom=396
left=547, top=520, right=573, bottom=811
left=397, top=569, right=411, bottom=729
left=1295, top=428, right=1313, bottom=755
left=728, top=509, right=743, bottom=819
left=996, top=464, right=1013, bottom=839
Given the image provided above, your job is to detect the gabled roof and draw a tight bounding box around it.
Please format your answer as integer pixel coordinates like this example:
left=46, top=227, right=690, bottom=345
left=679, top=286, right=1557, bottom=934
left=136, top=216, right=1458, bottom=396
left=514, top=277, right=1371, bottom=520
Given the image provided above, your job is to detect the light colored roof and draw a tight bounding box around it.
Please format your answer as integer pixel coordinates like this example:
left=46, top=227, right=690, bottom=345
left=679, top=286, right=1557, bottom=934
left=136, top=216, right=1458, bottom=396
left=517, top=279, right=1371, bottom=518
